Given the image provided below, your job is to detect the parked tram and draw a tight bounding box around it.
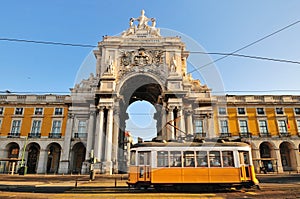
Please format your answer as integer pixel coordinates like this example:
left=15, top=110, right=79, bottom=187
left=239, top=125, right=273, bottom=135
left=127, top=141, right=259, bottom=190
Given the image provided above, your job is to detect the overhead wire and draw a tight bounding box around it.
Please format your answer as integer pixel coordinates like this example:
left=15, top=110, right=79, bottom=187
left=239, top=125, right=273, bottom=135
left=187, top=20, right=300, bottom=74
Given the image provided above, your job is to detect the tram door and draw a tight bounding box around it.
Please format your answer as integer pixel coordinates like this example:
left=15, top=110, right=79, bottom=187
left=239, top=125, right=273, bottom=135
left=239, top=151, right=251, bottom=181
left=138, top=151, right=151, bottom=182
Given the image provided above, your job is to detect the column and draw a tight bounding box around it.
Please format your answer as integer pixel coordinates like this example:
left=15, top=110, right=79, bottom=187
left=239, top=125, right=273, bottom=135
left=207, top=114, right=215, bottom=138
left=161, top=107, right=167, bottom=140
left=186, top=111, right=194, bottom=135
left=95, top=107, right=104, bottom=162
left=167, top=107, right=174, bottom=140
left=58, top=113, right=74, bottom=174
left=112, top=107, right=119, bottom=174
left=178, top=109, right=186, bottom=138
left=105, top=107, right=114, bottom=175
left=85, top=110, right=96, bottom=160
left=274, top=148, right=283, bottom=173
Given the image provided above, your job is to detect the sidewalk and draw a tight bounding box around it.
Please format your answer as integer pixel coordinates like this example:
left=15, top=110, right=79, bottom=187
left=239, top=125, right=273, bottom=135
left=0, top=174, right=128, bottom=188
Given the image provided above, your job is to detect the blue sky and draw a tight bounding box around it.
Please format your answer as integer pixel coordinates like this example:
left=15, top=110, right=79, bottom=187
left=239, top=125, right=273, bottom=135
left=1, top=1, right=300, bottom=141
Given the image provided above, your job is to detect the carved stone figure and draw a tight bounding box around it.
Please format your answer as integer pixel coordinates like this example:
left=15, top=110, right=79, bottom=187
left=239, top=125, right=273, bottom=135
left=170, top=56, right=177, bottom=72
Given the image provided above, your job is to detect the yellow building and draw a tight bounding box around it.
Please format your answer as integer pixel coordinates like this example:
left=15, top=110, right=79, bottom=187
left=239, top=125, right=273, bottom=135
left=214, top=95, right=300, bottom=173
left=0, top=94, right=69, bottom=174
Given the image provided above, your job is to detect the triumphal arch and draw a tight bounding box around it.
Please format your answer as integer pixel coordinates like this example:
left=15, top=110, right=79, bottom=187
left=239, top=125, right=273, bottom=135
left=59, top=10, right=214, bottom=174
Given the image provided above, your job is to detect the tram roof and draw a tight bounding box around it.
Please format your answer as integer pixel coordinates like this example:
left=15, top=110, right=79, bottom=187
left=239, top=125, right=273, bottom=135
left=131, top=141, right=250, bottom=149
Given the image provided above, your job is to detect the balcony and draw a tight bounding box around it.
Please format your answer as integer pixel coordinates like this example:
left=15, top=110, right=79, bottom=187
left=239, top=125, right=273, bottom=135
left=28, top=133, right=41, bottom=138
left=239, top=132, right=252, bottom=138
left=279, top=132, right=290, bottom=137
left=259, top=133, right=272, bottom=137
left=7, top=133, right=20, bottom=138
left=48, top=133, right=61, bottom=138
left=74, top=133, right=88, bottom=138
left=219, top=132, right=231, bottom=138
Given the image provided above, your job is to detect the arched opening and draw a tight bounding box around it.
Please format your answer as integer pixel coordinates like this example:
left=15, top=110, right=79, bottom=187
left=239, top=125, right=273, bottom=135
left=7, top=142, right=19, bottom=159
left=126, top=100, right=157, bottom=143
left=71, top=142, right=86, bottom=174
left=46, top=143, right=61, bottom=174
left=280, top=142, right=295, bottom=171
left=259, top=142, right=276, bottom=172
left=26, top=143, right=40, bottom=174
left=3, top=143, right=20, bottom=174
left=118, top=74, right=163, bottom=172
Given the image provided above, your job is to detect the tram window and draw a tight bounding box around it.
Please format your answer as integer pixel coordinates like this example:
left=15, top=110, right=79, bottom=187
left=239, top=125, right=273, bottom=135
left=130, top=151, right=136, bottom=166
left=239, top=151, right=250, bottom=165
left=222, top=151, right=234, bottom=167
left=196, top=151, right=208, bottom=167
left=209, top=151, right=221, bottom=167
left=170, top=151, right=182, bottom=167
left=138, top=152, right=144, bottom=165
left=157, top=151, right=169, bottom=167
left=184, top=151, right=195, bottom=167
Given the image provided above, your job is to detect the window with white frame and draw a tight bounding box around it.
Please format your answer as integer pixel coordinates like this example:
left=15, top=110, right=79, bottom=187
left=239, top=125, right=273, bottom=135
left=54, top=108, right=63, bottom=115
left=258, top=120, right=268, bottom=134
left=35, top=108, right=43, bottom=115
left=237, top=108, right=246, bottom=115
left=218, top=107, right=226, bottom=115
left=278, top=120, right=287, bottom=134
left=297, top=120, right=300, bottom=133
left=220, top=120, right=228, bottom=134
left=52, top=120, right=61, bottom=134
left=239, top=120, right=248, bottom=133
left=0, top=107, right=3, bottom=115
left=78, top=120, right=87, bottom=134
left=195, top=119, right=204, bottom=134
left=11, top=120, right=21, bottom=135
left=15, top=108, right=23, bottom=115
left=31, top=120, right=41, bottom=135
left=257, top=108, right=265, bottom=115
left=276, top=107, right=284, bottom=115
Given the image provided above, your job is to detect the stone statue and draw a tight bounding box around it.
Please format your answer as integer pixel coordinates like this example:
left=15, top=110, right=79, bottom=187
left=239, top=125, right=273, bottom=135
left=107, top=56, right=114, bottom=73
left=132, top=9, right=150, bottom=29
left=170, top=56, right=177, bottom=72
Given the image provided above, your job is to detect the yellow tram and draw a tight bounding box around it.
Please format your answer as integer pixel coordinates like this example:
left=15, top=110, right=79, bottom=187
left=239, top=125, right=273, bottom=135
left=127, top=141, right=259, bottom=190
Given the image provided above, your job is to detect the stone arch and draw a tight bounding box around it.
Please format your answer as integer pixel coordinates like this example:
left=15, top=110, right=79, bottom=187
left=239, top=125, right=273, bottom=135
left=26, top=142, right=40, bottom=174
left=71, top=142, right=86, bottom=174
left=2, top=142, right=20, bottom=174
left=259, top=141, right=276, bottom=172
left=46, top=142, right=61, bottom=174
left=279, top=141, right=296, bottom=171
left=5, top=142, right=20, bottom=159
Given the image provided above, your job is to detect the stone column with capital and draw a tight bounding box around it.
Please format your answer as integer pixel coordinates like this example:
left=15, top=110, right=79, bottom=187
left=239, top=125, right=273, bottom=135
left=206, top=114, right=215, bottom=138
left=186, top=111, right=194, bottom=136
left=178, top=108, right=186, bottom=137
left=167, top=107, right=175, bottom=140
left=95, top=107, right=104, bottom=163
left=112, top=107, right=120, bottom=174
left=105, top=107, right=114, bottom=175
left=85, top=109, right=96, bottom=161
left=58, top=113, right=74, bottom=174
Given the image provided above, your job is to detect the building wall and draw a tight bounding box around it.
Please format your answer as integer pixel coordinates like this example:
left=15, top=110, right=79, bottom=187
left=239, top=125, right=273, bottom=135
left=214, top=95, right=300, bottom=173
left=0, top=95, right=69, bottom=174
